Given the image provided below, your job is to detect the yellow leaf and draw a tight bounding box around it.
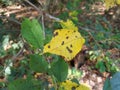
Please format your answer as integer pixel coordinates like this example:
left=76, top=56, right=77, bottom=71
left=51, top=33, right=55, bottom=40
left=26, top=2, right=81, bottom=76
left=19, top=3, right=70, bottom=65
left=61, top=80, right=78, bottom=90
left=69, top=11, right=79, bottom=17
left=116, top=0, right=120, bottom=4
left=104, top=0, right=117, bottom=9
left=60, top=80, right=91, bottom=90
left=76, top=83, right=91, bottom=90
left=60, top=19, right=78, bottom=31
left=43, top=20, right=85, bottom=61
left=104, top=0, right=115, bottom=9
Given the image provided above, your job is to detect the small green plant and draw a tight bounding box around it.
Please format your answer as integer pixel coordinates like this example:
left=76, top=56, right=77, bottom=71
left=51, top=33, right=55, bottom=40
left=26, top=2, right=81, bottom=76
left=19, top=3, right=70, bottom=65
left=4, top=18, right=90, bottom=90
left=2, top=18, right=66, bottom=90
left=89, top=50, right=119, bottom=74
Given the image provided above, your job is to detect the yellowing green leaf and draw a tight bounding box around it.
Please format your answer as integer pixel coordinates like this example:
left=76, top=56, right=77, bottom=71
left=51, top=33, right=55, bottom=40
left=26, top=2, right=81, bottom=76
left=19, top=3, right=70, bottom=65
left=76, top=83, right=91, bottom=90
left=60, top=80, right=91, bottom=90
left=104, top=0, right=120, bottom=10
left=61, top=80, right=79, bottom=90
left=69, top=11, right=79, bottom=17
left=21, top=18, right=44, bottom=49
left=60, top=19, right=78, bottom=31
left=43, top=24, right=85, bottom=61
left=104, top=0, right=115, bottom=9
left=116, top=0, right=120, bottom=4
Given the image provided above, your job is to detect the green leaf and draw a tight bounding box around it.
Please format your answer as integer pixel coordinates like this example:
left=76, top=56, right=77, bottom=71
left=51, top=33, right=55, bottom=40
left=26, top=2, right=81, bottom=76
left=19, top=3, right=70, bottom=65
left=8, top=78, right=38, bottom=90
left=66, top=1, right=73, bottom=10
left=29, top=54, right=48, bottom=73
left=96, top=61, right=106, bottom=73
left=50, top=57, right=68, bottom=82
left=68, top=67, right=82, bottom=79
left=103, top=77, right=112, bottom=90
left=58, top=12, right=69, bottom=20
left=67, top=0, right=81, bottom=10
left=21, top=18, right=44, bottom=49
left=95, top=21, right=105, bottom=31
left=110, top=72, right=120, bottom=90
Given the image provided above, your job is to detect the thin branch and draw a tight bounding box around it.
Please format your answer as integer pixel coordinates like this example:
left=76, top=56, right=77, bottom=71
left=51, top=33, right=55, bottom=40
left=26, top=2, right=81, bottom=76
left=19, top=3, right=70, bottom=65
left=79, top=26, right=103, bottom=50
left=24, top=0, right=46, bottom=38
left=24, top=0, right=61, bottom=39
left=11, top=47, right=24, bottom=61
left=41, top=14, right=45, bottom=39
left=0, top=15, right=21, bottom=25
left=24, top=0, right=42, bottom=14
left=24, top=0, right=60, bottom=21
left=45, top=13, right=61, bottom=21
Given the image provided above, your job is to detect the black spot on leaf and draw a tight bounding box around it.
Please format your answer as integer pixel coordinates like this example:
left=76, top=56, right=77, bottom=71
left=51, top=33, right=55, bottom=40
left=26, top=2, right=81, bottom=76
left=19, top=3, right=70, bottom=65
left=66, top=36, right=69, bottom=39
left=61, top=41, right=64, bottom=45
left=75, top=36, right=78, bottom=38
left=72, top=86, right=76, bottom=90
left=48, top=45, right=50, bottom=48
left=66, top=46, right=72, bottom=53
left=54, top=31, right=58, bottom=37
left=70, top=44, right=73, bottom=48
left=73, top=30, right=76, bottom=32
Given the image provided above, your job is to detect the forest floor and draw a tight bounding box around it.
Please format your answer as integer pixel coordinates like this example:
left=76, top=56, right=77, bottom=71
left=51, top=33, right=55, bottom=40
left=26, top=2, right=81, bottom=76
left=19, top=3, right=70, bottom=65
left=0, top=1, right=120, bottom=90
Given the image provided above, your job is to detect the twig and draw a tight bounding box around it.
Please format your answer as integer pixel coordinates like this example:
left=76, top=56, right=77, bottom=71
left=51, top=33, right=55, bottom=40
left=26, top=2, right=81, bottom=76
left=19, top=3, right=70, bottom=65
left=24, top=0, right=46, bottom=38
left=0, top=15, right=21, bottom=25
left=24, top=0, right=42, bottom=14
left=24, top=0, right=61, bottom=39
left=45, top=13, right=61, bottom=21
left=79, top=26, right=103, bottom=50
left=11, top=47, right=24, bottom=61
left=41, top=14, right=45, bottom=39
left=24, top=0, right=60, bottom=21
